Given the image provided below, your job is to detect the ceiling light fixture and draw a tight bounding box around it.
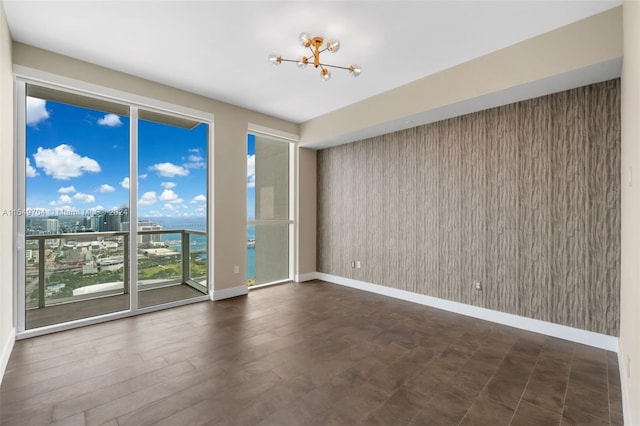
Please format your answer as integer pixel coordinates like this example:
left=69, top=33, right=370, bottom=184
left=268, top=32, right=362, bottom=81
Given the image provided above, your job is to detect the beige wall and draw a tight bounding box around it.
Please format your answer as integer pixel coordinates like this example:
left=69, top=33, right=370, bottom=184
left=317, top=81, right=620, bottom=336
left=620, top=0, right=640, bottom=422
left=0, top=1, right=14, bottom=371
left=11, top=43, right=299, bottom=293
left=296, top=147, right=316, bottom=278
left=300, top=6, right=622, bottom=149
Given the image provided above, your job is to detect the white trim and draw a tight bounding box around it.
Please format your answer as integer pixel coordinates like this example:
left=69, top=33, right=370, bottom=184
left=249, top=279, right=290, bottom=290
left=212, top=285, right=248, bottom=301
left=248, top=123, right=299, bottom=142
left=316, top=273, right=619, bottom=352
left=295, top=272, right=318, bottom=282
left=617, top=343, right=632, bottom=425
left=0, top=328, right=16, bottom=385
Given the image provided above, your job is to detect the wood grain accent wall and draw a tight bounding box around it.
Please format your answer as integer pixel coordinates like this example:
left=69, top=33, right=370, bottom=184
left=317, top=80, right=620, bottom=336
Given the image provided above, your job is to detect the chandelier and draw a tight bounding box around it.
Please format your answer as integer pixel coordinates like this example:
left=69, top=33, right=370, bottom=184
left=268, top=32, right=362, bottom=81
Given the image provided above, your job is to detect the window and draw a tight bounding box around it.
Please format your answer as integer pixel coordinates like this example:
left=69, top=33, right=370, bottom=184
left=247, top=132, right=293, bottom=286
left=17, top=81, right=211, bottom=333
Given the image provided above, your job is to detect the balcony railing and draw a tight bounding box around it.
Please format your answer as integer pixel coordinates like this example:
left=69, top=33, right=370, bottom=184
left=25, top=229, right=207, bottom=311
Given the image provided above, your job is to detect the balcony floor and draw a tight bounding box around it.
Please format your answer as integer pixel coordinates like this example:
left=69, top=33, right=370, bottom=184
left=26, top=284, right=206, bottom=329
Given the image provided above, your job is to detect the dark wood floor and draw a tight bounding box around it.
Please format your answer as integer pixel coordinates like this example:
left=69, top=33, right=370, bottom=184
left=2, top=280, right=623, bottom=425
left=26, top=284, right=206, bottom=329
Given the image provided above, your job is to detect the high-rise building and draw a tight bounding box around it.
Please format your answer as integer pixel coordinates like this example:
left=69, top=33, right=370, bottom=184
left=90, top=213, right=106, bottom=232
left=138, top=220, right=163, bottom=244
left=44, top=218, right=59, bottom=234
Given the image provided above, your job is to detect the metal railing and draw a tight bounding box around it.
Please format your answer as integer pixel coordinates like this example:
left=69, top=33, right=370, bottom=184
left=25, top=229, right=207, bottom=310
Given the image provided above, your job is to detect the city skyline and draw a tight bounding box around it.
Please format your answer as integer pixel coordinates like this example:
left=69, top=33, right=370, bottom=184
left=26, top=97, right=208, bottom=218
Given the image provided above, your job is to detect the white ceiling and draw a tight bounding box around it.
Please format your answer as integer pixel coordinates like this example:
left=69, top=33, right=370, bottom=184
left=3, top=0, right=621, bottom=124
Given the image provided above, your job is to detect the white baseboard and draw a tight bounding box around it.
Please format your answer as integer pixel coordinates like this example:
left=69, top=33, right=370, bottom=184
left=294, top=272, right=318, bottom=282
left=617, top=343, right=632, bottom=425
left=212, top=285, right=248, bottom=301
left=1, top=327, right=16, bottom=385
left=316, top=272, right=618, bottom=352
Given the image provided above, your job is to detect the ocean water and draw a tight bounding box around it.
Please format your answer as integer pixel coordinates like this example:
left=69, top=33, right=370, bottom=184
left=142, top=217, right=256, bottom=279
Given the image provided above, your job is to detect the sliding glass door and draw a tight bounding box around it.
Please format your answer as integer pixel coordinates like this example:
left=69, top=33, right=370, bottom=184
left=18, top=82, right=210, bottom=333
left=136, top=110, right=208, bottom=308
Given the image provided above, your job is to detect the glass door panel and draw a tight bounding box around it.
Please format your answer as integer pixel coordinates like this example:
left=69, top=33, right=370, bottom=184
left=137, top=111, right=209, bottom=307
left=24, top=85, right=131, bottom=329
left=247, top=133, right=291, bottom=286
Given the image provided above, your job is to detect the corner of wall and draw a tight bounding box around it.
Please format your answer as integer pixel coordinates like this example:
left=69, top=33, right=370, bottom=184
left=619, top=0, right=640, bottom=423
left=0, top=0, right=16, bottom=383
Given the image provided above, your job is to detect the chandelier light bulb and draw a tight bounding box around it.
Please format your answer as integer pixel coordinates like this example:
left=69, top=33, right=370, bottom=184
left=349, top=64, right=362, bottom=77
left=268, top=53, right=282, bottom=66
left=320, top=68, right=331, bottom=81
left=326, top=39, right=340, bottom=53
left=299, top=32, right=312, bottom=48
left=297, top=56, right=308, bottom=68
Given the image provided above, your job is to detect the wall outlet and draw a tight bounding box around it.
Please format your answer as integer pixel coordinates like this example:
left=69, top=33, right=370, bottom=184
left=351, top=261, right=356, bottom=268
left=474, top=281, right=482, bottom=291
left=233, top=265, right=239, bottom=274
left=356, top=261, right=361, bottom=269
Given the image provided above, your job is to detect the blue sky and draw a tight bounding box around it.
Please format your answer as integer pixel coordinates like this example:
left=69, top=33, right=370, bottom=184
left=247, top=133, right=255, bottom=221
left=26, top=97, right=208, bottom=218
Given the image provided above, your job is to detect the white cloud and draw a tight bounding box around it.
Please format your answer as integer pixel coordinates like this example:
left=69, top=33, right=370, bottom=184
left=149, top=162, right=189, bottom=177
left=58, top=194, right=73, bottom=204
left=93, top=205, right=105, bottom=212
left=139, top=173, right=148, bottom=179
left=120, top=177, right=130, bottom=189
left=73, top=192, right=96, bottom=204
left=188, top=148, right=200, bottom=154
left=161, top=181, right=176, bottom=189
left=26, top=97, right=50, bottom=126
left=33, top=144, right=101, bottom=180
left=26, top=158, right=39, bottom=177
left=191, top=194, right=206, bottom=203
left=98, top=184, right=115, bottom=193
left=184, top=154, right=205, bottom=169
left=247, top=154, right=255, bottom=188
left=163, top=203, right=177, bottom=211
left=158, top=189, right=183, bottom=204
left=97, top=113, right=123, bottom=127
left=139, top=191, right=158, bottom=205
left=57, top=186, right=76, bottom=194
left=49, top=193, right=75, bottom=206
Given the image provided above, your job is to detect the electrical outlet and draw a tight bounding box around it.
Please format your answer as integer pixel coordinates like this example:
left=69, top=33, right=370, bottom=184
left=356, top=261, right=361, bottom=269
left=474, top=281, right=482, bottom=291
left=351, top=261, right=356, bottom=268
left=233, top=265, right=239, bottom=274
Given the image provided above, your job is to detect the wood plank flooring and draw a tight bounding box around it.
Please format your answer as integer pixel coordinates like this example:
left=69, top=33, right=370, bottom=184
left=1, top=280, right=623, bottom=425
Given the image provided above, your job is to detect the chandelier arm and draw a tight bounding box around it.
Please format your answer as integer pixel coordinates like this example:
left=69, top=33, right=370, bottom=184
left=319, top=63, right=352, bottom=71
left=279, top=58, right=299, bottom=64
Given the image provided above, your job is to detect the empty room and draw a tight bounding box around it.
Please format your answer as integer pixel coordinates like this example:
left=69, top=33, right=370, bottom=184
left=0, top=1, right=639, bottom=425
